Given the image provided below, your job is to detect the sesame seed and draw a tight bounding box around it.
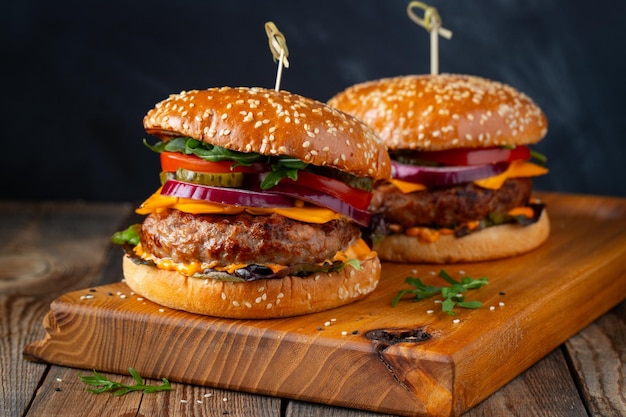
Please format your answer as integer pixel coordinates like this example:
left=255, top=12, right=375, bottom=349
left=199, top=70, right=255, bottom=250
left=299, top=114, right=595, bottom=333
left=453, top=319, right=461, bottom=324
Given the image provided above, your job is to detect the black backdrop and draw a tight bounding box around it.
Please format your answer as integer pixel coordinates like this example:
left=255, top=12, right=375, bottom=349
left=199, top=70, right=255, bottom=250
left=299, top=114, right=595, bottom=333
left=3, top=0, right=625, bottom=202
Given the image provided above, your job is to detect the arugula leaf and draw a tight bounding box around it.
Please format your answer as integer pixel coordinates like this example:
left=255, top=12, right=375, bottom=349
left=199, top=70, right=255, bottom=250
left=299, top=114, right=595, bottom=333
left=391, top=269, right=489, bottom=315
left=111, top=224, right=141, bottom=246
left=144, top=137, right=262, bottom=165
left=530, top=148, right=548, bottom=166
left=79, top=368, right=172, bottom=396
left=260, top=158, right=308, bottom=189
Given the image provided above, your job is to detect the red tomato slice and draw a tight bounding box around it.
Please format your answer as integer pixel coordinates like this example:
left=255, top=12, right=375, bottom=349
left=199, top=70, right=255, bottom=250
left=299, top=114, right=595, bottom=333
left=413, top=146, right=531, bottom=166
left=286, top=171, right=372, bottom=211
left=160, top=152, right=268, bottom=173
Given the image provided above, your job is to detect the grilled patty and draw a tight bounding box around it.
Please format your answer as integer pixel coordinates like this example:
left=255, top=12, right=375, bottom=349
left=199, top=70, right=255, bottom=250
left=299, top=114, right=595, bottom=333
left=369, top=178, right=533, bottom=228
left=140, top=209, right=360, bottom=267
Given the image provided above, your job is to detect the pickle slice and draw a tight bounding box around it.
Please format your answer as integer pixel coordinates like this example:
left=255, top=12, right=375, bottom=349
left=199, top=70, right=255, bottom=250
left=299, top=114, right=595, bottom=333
left=175, top=168, right=244, bottom=187
left=159, top=169, right=244, bottom=187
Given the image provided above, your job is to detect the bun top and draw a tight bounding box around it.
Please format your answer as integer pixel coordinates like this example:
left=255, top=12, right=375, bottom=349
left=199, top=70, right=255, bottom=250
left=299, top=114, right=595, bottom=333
left=328, top=74, right=548, bottom=151
left=144, top=87, right=391, bottom=181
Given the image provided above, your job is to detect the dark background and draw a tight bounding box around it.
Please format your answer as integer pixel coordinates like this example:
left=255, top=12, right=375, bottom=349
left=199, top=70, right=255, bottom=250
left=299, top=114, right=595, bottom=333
left=3, top=0, right=625, bottom=202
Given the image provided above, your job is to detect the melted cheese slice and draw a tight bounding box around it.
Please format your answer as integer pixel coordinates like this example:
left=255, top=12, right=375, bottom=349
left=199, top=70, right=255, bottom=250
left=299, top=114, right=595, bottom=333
left=391, top=160, right=548, bottom=194
left=473, top=160, right=548, bottom=189
left=135, top=188, right=342, bottom=224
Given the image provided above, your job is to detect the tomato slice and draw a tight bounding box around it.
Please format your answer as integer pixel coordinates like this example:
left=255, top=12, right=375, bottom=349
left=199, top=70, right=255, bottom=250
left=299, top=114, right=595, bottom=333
left=413, top=146, right=531, bottom=166
left=160, top=152, right=269, bottom=173
left=283, top=171, right=372, bottom=211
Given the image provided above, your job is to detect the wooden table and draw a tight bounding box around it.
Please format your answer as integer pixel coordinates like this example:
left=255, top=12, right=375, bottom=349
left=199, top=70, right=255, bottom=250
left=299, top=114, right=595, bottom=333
left=1, top=197, right=624, bottom=417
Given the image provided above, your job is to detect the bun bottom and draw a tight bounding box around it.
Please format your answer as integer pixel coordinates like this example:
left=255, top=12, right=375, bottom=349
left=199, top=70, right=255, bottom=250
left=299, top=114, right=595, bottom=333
left=374, top=210, right=550, bottom=264
left=122, top=253, right=381, bottom=319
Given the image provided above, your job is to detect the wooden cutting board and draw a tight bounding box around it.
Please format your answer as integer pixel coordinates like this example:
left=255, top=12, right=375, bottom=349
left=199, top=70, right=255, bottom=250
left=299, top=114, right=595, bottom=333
left=24, top=192, right=626, bottom=417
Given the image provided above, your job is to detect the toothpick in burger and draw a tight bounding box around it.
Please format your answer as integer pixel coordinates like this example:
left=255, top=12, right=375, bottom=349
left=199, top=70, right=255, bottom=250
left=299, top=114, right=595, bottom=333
left=112, top=87, right=391, bottom=318
left=328, top=74, right=549, bottom=263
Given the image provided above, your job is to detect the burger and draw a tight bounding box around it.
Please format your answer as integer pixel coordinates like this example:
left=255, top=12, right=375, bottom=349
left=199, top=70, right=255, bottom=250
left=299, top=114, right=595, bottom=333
left=113, top=86, right=391, bottom=318
left=327, top=74, right=550, bottom=263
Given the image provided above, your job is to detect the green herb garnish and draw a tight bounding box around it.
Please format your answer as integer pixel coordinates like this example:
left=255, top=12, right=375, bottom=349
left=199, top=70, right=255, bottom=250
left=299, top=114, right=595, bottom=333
left=79, top=368, right=172, bottom=396
left=392, top=269, right=488, bottom=315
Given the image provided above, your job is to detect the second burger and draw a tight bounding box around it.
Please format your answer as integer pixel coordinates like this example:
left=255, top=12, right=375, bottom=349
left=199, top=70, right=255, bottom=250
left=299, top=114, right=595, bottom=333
left=328, top=73, right=550, bottom=263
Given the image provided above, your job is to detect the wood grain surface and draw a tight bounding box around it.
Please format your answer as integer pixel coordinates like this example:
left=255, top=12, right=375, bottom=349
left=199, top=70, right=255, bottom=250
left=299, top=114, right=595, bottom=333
left=22, top=193, right=626, bottom=417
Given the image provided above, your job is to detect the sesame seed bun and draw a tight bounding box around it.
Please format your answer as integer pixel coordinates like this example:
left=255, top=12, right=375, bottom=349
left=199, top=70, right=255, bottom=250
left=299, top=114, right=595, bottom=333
left=327, top=73, right=548, bottom=151
left=144, top=87, right=391, bottom=181
left=122, top=252, right=381, bottom=319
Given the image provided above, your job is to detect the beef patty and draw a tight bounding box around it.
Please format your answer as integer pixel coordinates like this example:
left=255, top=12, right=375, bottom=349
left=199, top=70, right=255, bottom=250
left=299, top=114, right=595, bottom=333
left=369, top=178, right=533, bottom=228
left=140, top=209, right=361, bottom=267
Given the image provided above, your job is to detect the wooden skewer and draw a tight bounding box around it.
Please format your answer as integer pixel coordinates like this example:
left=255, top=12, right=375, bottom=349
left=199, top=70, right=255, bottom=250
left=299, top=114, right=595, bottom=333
left=407, top=1, right=452, bottom=75
left=264, top=21, right=290, bottom=91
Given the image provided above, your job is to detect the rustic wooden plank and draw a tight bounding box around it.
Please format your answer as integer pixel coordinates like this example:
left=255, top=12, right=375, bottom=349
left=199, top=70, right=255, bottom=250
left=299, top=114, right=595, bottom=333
left=565, top=300, right=626, bottom=417
left=464, top=348, right=587, bottom=417
left=18, top=194, right=626, bottom=416
left=0, top=201, right=133, bottom=299
left=26, top=365, right=282, bottom=417
left=0, top=201, right=133, bottom=417
left=0, top=295, right=50, bottom=417
left=286, top=400, right=394, bottom=416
